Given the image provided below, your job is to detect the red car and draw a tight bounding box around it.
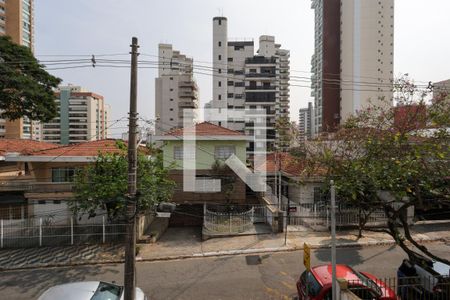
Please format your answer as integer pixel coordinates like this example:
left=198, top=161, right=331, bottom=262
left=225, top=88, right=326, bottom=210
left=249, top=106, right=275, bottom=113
left=297, top=264, right=397, bottom=300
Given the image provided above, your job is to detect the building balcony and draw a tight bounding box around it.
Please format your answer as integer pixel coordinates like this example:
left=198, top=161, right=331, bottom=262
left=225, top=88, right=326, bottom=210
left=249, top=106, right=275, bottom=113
left=245, top=57, right=277, bottom=64
left=179, top=81, right=198, bottom=90
left=245, top=73, right=276, bottom=78
left=0, top=179, right=74, bottom=193
left=178, top=101, right=196, bottom=108
left=179, top=90, right=198, bottom=98
left=245, top=86, right=277, bottom=91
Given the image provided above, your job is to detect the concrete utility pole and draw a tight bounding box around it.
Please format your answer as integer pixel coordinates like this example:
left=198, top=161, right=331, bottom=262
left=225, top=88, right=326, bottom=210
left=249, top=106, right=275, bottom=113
left=330, top=180, right=337, bottom=300
left=124, top=36, right=139, bottom=300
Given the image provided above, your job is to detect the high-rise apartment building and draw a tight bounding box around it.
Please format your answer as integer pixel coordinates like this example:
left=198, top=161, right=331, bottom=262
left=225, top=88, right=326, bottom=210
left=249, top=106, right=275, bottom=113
left=155, top=44, right=198, bottom=135
left=42, top=86, right=110, bottom=145
left=211, top=17, right=290, bottom=153
left=0, top=0, right=33, bottom=49
left=0, top=0, right=37, bottom=140
left=311, top=0, right=394, bottom=134
left=299, top=102, right=314, bottom=141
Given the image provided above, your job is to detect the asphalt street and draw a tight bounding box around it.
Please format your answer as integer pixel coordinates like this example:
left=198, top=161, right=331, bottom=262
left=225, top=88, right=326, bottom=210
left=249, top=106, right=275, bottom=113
left=1, top=242, right=450, bottom=300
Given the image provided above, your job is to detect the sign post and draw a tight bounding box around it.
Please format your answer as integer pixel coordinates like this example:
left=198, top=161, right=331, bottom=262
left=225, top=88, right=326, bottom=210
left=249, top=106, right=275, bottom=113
left=303, top=242, right=311, bottom=271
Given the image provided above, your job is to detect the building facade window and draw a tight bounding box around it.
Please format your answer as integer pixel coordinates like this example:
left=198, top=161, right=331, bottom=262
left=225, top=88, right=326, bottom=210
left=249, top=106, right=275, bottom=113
left=174, top=146, right=195, bottom=160
left=215, top=146, right=236, bottom=160
left=51, top=168, right=76, bottom=182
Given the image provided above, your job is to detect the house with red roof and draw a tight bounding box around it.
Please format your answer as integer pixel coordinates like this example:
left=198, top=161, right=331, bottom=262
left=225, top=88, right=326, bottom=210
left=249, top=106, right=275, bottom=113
left=0, top=139, right=132, bottom=223
left=156, top=122, right=256, bottom=226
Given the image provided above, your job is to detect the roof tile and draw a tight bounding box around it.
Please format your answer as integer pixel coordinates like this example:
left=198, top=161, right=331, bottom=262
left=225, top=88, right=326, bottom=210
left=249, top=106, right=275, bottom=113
left=164, top=122, right=244, bottom=136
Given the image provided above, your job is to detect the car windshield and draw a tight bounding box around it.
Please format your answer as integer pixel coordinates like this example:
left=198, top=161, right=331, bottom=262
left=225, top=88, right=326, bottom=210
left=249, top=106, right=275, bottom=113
left=301, top=270, right=322, bottom=296
left=350, top=269, right=383, bottom=297
left=91, top=282, right=123, bottom=300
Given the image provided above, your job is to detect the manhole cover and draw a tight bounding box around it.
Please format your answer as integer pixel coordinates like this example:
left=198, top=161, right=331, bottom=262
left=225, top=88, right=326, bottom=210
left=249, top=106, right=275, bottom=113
left=245, top=255, right=262, bottom=265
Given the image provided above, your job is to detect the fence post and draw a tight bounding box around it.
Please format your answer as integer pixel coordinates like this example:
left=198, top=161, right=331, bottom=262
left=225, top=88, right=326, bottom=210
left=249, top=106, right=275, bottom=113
left=70, top=217, right=74, bottom=245
left=229, top=214, right=232, bottom=233
left=1, top=219, right=3, bottom=249
left=313, top=203, right=317, bottom=228
left=102, top=216, right=106, bottom=244
left=39, top=218, right=42, bottom=247
left=326, top=208, right=329, bottom=228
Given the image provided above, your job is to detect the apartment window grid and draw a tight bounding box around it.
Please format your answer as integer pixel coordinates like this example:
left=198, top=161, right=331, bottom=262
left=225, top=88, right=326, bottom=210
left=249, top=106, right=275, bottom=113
left=51, top=168, right=76, bottom=183
left=214, top=146, right=236, bottom=160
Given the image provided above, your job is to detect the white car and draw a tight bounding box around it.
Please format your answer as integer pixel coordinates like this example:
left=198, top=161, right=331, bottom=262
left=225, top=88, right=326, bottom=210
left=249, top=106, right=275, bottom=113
left=37, top=281, right=147, bottom=300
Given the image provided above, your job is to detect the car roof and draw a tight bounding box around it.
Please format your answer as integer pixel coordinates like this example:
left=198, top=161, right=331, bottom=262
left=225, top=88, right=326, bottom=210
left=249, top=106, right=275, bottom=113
left=38, top=281, right=101, bottom=300
left=433, top=261, right=450, bottom=276
left=311, top=264, right=360, bottom=286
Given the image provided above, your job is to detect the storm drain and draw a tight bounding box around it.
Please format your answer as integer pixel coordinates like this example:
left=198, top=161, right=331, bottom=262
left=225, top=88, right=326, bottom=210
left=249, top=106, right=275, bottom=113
left=245, top=255, right=262, bottom=265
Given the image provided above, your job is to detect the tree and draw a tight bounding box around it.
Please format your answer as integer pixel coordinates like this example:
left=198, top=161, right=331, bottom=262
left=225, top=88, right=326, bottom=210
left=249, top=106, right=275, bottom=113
left=0, top=36, right=61, bottom=121
left=308, top=76, right=450, bottom=263
left=71, top=142, right=176, bottom=221
left=211, top=160, right=236, bottom=207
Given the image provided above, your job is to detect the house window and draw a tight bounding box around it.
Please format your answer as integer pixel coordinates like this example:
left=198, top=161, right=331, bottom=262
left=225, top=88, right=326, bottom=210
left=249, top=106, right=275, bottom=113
left=52, top=168, right=75, bottom=182
left=215, top=146, right=236, bottom=160
left=174, top=146, right=184, bottom=160
left=218, top=55, right=222, bottom=60
left=218, top=95, right=222, bottom=100
left=228, top=57, right=233, bottom=62
left=218, top=41, right=222, bottom=47
left=218, top=81, right=222, bottom=87
left=174, top=146, right=194, bottom=160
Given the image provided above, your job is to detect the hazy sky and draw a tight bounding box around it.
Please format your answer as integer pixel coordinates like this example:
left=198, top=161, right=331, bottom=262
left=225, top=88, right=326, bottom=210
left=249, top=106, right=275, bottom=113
left=35, top=0, right=450, bottom=137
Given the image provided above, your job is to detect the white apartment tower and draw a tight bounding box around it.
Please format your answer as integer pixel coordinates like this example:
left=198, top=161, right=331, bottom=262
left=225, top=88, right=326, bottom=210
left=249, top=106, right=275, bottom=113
left=311, top=0, right=394, bottom=134
left=299, top=102, right=314, bottom=141
left=155, top=44, right=198, bottom=135
left=42, top=86, right=110, bottom=144
left=211, top=17, right=290, bottom=153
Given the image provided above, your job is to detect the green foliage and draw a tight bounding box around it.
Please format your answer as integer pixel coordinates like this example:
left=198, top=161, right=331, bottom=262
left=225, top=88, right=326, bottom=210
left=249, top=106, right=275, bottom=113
left=0, top=36, right=61, bottom=121
left=308, top=76, right=450, bottom=263
left=71, top=149, right=175, bottom=221
left=211, top=160, right=236, bottom=203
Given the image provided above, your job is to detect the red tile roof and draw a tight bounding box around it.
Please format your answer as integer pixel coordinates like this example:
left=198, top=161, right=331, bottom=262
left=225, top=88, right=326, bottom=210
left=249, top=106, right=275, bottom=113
left=164, top=122, right=244, bottom=136
left=29, top=139, right=127, bottom=157
left=0, top=139, right=59, bottom=156
left=254, top=152, right=325, bottom=177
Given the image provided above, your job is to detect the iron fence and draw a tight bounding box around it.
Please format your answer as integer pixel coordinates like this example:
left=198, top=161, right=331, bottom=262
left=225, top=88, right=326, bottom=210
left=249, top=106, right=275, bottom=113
left=203, top=204, right=269, bottom=235
left=347, top=275, right=450, bottom=300
left=285, top=203, right=388, bottom=231
left=0, top=216, right=127, bottom=248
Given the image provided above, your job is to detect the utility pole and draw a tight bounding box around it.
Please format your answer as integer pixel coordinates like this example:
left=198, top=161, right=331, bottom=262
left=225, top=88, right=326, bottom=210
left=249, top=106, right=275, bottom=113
left=124, top=36, right=139, bottom=300
left=330, top=180, right=337, bottom=300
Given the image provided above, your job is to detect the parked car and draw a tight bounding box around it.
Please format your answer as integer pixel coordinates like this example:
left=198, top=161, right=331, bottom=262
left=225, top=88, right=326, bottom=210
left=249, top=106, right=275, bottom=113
left=37, top=281, right=147, bottom=300
left=397, top=258, right=450, bottom=300
left=296, top=264, right=397, bottom=300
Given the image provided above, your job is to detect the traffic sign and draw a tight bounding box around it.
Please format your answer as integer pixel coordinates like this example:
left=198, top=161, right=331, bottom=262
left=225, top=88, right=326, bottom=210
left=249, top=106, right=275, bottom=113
left=303, top=242, right=311, bottom=271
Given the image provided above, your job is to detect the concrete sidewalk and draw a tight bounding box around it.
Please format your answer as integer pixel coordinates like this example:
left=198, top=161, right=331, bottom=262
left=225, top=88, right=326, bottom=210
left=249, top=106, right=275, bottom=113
left=138, top=222, right=450, bottom=261
left=1, top=222, right=449, bottom=270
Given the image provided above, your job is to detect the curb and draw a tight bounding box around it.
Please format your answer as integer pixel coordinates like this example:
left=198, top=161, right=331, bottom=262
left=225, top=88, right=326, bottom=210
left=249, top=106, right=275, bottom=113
left=0, top=237, right=445, bottom=271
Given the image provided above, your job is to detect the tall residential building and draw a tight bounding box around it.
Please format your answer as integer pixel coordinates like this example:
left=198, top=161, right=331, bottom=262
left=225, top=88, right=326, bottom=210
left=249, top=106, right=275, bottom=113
left=0, top=0, right=33, bottom=49
left=42, top=86, right=110, bottom=145
left=211, top=17, right=290, bottom=153
left=433, top=79, right=450, bottom=100
left=155, top=44, right=198, bottom=135
left=311, top=0, right=394, bottom=134
left=0, top=0, right=37, bottom=140
left=299, top=102, right=314, bottom=141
